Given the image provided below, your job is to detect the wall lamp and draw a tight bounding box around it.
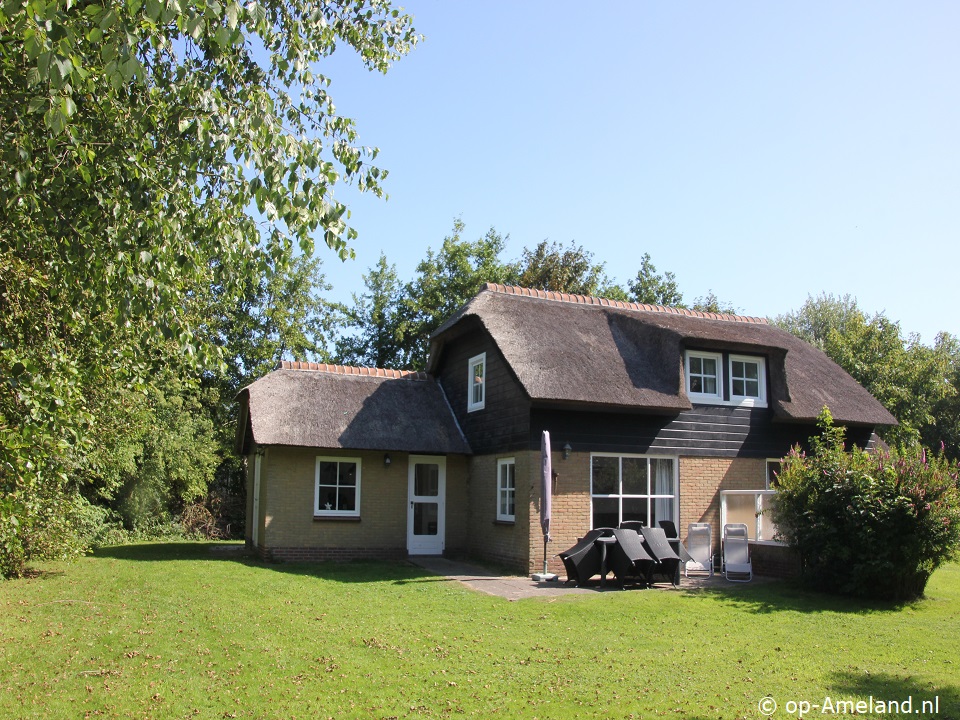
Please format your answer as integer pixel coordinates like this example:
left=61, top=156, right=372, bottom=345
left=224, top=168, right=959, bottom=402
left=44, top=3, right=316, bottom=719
left=562, top=442, right=572, bottom=460
left=384, top=453, right=392, bottom=468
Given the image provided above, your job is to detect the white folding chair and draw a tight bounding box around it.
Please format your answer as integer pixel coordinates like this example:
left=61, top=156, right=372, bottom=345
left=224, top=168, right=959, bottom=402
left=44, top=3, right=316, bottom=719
left=722, top=523, right=752, bottom=582
left=685, top=522, right=714, bottom=578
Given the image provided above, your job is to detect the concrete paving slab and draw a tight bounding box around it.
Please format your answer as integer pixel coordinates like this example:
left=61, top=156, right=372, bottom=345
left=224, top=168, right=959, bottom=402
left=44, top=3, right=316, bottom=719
left=409, top=556, right=746, bottom=601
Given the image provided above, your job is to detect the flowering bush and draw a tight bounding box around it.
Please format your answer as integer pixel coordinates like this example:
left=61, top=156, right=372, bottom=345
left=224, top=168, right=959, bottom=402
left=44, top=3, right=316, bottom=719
left=773, top=409, right=960, bottom=601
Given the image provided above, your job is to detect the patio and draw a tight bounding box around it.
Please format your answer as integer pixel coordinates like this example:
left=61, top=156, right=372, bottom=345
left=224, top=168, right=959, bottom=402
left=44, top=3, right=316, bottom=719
left=410, top=555, right=762, bottom=601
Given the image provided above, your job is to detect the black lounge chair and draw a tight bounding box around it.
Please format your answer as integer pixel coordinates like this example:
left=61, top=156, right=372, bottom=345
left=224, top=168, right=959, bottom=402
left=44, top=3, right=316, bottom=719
left=608, top=528, right=656, bottom=587
left=558, top=529, right=606, bottom=586
left=619, top=520, right=645, bottom=533
left=640, top=526, right=682, bottom=586
left=658, top=520, right=679, bottom=540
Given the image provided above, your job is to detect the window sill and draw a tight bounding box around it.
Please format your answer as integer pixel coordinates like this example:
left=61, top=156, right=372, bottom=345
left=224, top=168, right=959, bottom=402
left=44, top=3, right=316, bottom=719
left=493, top=519, right=515, bottom=526
left=690, top=399, right=768, bottom=409
left=313, top=515, right=361, bottom=522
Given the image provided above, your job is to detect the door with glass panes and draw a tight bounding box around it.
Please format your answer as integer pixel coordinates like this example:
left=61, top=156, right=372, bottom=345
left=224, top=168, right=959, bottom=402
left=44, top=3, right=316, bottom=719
left=407, top=456, right=446, bottom=555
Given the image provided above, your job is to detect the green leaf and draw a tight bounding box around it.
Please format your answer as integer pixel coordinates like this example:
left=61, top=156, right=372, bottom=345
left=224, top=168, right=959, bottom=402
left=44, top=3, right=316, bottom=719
left=225, top=1, right=239, bottom=29
left=214, top=25, right=231, bottom=48
left=27, top=95, right=46, bottom=113
left=60, top=95, right=76, bottom=118
left=144, top=0, right=162, bottom=21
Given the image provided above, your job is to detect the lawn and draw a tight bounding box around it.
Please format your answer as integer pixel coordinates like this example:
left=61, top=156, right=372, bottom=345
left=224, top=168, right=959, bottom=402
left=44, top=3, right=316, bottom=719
left=1, top=543, right=958, bottom=720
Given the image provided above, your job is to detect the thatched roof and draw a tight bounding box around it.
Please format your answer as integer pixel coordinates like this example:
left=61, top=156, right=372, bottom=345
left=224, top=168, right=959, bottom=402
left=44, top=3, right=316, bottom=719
left=428, top=284, right=897, bottom=427
left=237, top=363, right=471, bottom=454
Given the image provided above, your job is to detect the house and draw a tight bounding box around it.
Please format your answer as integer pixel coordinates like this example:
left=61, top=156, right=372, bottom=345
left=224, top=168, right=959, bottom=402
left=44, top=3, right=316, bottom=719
left=236, top=284, right=896, bottom=576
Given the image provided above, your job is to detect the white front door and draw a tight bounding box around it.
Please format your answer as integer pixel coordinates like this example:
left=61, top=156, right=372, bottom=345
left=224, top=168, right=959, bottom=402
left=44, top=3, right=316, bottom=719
left=407, top=456, right=446, bottom=555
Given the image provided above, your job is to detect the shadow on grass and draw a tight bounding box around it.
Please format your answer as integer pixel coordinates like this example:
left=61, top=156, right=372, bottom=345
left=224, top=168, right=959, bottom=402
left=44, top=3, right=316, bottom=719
left=825, top=670, right=959, bottom=718
left=92, top=542, right=442, bottom=585
left=682, top=578, right=937, bottom=616
left=93, top=542, right=246, bottom=563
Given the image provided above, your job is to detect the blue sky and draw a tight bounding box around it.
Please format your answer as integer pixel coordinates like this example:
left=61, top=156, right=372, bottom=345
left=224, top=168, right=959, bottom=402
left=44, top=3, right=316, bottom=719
left=318, top=2, right=958, bottom=344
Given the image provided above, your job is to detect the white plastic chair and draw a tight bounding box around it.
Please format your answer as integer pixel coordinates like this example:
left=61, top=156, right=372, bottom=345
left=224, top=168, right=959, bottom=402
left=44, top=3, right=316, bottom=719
left=685, top=522, right=714, bottom=578
left=722, top=523, right=752, bottom=582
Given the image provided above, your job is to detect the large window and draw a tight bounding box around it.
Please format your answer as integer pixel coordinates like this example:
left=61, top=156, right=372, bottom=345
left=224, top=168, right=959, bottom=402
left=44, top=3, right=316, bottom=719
left=467, top=353, right=486, bottom=412
left=315, top=457, right=361, bottom=517
left=497, top=457, right=516, bottom=522
left=720, top=490, right=780, bottom=543
left=685, top=351, right=767, bottom=408
left=590, top=454, right=677, bottom=529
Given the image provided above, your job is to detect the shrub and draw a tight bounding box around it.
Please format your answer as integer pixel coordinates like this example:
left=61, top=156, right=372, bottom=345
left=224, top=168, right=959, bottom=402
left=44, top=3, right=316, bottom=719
left=0, top=481, right=86, bottom=579
left=179, top=502, right=223, bottom=539
left=773, top=409, right=960, bottom=601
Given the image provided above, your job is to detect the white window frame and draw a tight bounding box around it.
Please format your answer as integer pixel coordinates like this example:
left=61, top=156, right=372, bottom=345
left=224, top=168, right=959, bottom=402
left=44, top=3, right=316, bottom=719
left=496, top=457, right=516, bottom=522
left=467, top=353, right=486, bottom=412
left=314, top=456, right=362, bottom=518
left=684, top=350, right=768, bottom=408
left=720, top=489, right=782, bottom=544
left=729, top=354, right=767, bottom=407
left=589, top=453, right=678, bottom=529
left=765, top=459, right=782, bottom=489
left=685, top=350, right=723, bottom=403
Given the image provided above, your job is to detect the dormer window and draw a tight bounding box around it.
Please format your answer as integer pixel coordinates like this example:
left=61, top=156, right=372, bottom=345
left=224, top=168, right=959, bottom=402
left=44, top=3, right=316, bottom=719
left=685, top=350, right=767, bottom=408
left=686, top=351, right=722, bottom=402
left=467, top=353, right=486, bottom=412
left=730, top=355, right=766, bottom=405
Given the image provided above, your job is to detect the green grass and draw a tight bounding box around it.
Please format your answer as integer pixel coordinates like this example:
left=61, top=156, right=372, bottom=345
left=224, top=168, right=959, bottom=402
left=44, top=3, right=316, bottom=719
left=2, top=543, right=958, bottom=719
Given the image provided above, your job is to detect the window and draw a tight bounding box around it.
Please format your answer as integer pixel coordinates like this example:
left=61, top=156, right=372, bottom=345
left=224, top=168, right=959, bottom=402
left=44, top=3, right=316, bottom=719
left=590, top=454, right=677, bottom=529
left=686, top=351, right=722, bottom=402
left=730, top=354, right=766, bottom=406
left=720, top=490, right=781, bottom=543
left=766, top=459, right=782, bottom=489
left=497, top=458, right=516, bottom=522
left=685, top=350, right=767, bottom=408
left=315, top=457, right=361, bottom=517
left=467, top=353, right=486, bottom=412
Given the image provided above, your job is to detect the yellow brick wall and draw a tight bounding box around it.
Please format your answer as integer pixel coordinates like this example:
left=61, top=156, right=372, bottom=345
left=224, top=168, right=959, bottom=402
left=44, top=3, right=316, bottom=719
left=252, top=445, right=766, bottom=569
left=467, top=451, right=530, bottom=571
left=444, top=454, right=469, bottom=554
left=528, top=451, right=591, bottom=576
left=261, top=447, right=404, bottom=551
left=258, top=447, right=469, bottom=560
left=678, top=456, right=767, bottom=548
left=465, top=452, right=533, bottom=572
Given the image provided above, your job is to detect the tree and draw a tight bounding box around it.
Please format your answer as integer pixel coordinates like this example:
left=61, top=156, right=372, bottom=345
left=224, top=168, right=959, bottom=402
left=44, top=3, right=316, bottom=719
left=627, top=253, right=684, bottom=306
left=215, top=253, right=337, bottom=390
left=90, top=377, right=219, bottom=534
left=774, top=293, right=861, bottom=348
left=927, top=334, right=960, bottom=461
left=774, top=295, right=957, bottom=452
left=336, top=254, right=409, bottom=369
left=1, top=0, right=419, bottom=576
left=690, top=291, right=739, bottom=315
left=516, top=240, right=612, bottom=297
left=402, top=220, right=518, bottom=368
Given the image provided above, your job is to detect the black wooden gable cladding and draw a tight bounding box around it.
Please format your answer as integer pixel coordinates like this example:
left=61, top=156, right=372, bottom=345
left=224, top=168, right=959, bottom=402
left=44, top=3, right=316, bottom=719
left=529, top=405, right=875, bottom=458
left=434, top=318, right=532, bottom=455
